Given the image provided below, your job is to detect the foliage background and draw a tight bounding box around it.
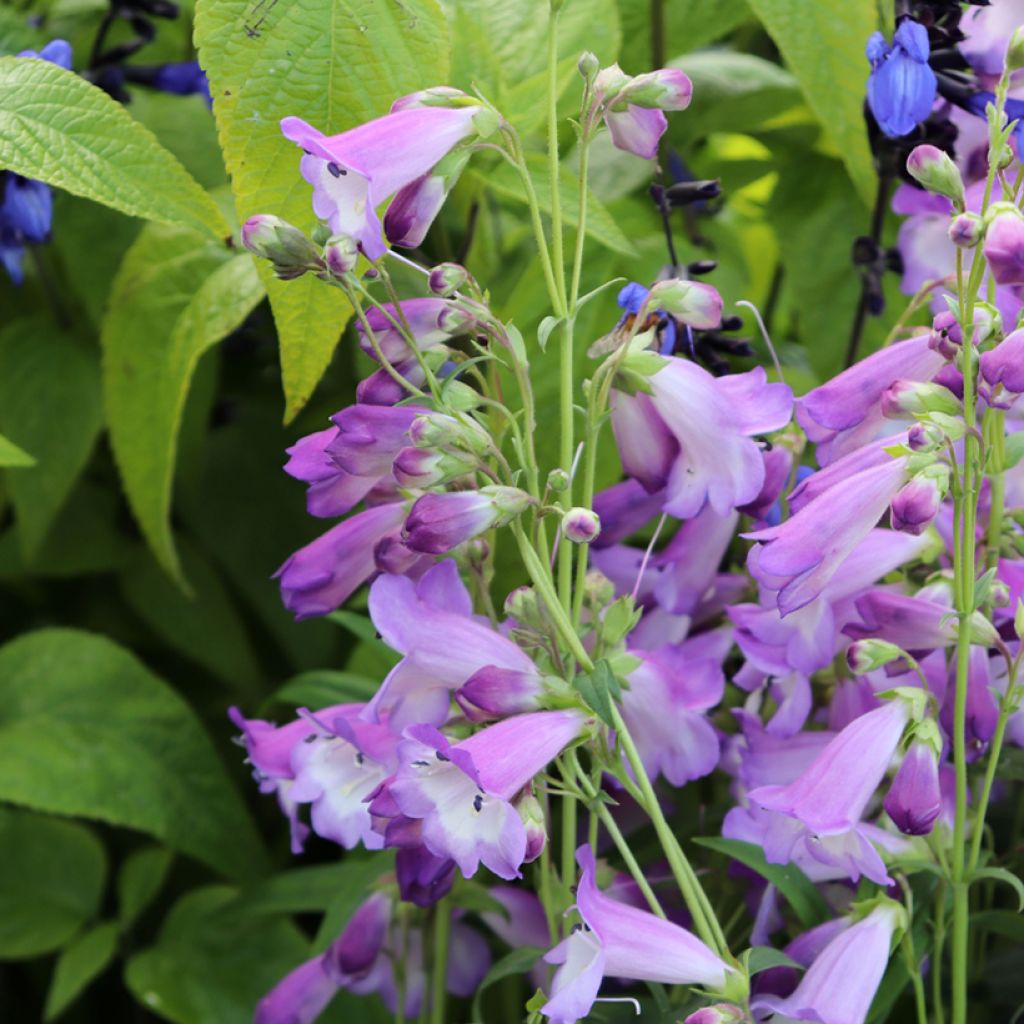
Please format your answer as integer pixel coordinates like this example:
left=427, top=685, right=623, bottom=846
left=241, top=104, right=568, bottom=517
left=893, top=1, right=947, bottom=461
left=5, top=0, right=1018, bottom=1021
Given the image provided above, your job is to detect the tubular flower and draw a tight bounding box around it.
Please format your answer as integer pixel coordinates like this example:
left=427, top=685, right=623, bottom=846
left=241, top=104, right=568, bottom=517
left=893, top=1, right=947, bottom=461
left=593, top=64, right=693, bottom=159
left=866, top=19, right=937, bottom=137
left=541, top=845, right=729, bottom=1024
left=403, top=487, right=532, bottom=554
left=884, top=738, right=942, bottom=835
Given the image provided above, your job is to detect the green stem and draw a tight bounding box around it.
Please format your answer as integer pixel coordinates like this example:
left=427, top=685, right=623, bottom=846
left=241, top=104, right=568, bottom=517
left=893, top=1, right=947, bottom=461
left=933, top=882, right=947, bottom=1024
left=967, top=701, right=1013, bottom=873
left=985, top=408, right=1006, bottom=574
left=429, top=900, right=450, bottom=1024
left=561, top=786, right=578, bottom=909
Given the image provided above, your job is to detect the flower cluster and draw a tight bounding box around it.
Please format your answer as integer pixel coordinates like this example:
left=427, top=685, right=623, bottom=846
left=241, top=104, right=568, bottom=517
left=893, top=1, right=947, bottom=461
left=231, top=12, right=1024, bottom=1024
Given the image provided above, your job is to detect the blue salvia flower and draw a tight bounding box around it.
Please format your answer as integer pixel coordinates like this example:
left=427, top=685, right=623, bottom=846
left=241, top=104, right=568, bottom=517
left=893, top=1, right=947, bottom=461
left=866, top=19, right=937, bottom=137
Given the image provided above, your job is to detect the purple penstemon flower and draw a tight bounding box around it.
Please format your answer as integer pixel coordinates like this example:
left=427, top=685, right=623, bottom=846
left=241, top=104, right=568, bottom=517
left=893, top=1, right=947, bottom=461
left=541, top=845, right=729, bottom=1024
left=751, top=903, right=902, bottom=1024
left=281, top=99, right=484, bottom=260
left=981, top=327, right=1024, bottom=393
left=356, top=297, right=460, bottom=364
left=593, top=64, right=693, bottom=159
left=284, top=425, right=379, bottom=518
left=884, top=736, right=943, bottom=835
left=748, top=698, right=912, bottom=884
left=324, top=403, right=425, bottom=478
left=403, top=487, right=532, bottom=554
left=376, top=710, right=588, bottom=880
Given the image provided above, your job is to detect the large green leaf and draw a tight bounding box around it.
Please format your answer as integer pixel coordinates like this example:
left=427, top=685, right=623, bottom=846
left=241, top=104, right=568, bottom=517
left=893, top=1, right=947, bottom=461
left=195, top=0, right=450, bottom=421
left=103, top=223, right=264, bottom=584
left=0, top=629, right=266, bottom=880
left=746, top=0, right=878, bottom=204
left=0, top=807, right=107, bottom=959
left=124, top=886, right=307, bottom=1024
left=0, top=56, right=229, bottom=238
left=0, top=317, right=102, bottom=557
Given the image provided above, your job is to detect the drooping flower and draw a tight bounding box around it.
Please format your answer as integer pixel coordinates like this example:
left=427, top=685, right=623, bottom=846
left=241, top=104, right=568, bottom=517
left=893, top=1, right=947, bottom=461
left=356, top=297, right=460, bottom=364
left=981, top=327, right=1024, bottom=393
left=884, top=737, right=943, bottom=835
left=983, top=210, right=1024, bottom=285
left=364, top=560, right=542, bottom=729
left=752, top=904, right=901, bottom=1024
left=403, top=487, right=531, bottom=554
left=281, top=101, right=483, bottom=260
left=866, top=19, right=937, bottom=137
left=375, top=710, right=587, bottom=880
left=593, top=64, right=693, bottom=159
left=541, top=845, right=729, bottom=1024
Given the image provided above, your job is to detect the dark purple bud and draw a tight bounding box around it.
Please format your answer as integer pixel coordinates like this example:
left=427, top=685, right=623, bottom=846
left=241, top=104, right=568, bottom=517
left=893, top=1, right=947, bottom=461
left=395, top=847, right=457, bottom=907
left=454, top=666, right=543, bottom=721
left=562, top=506, right=601, bottom=544
left=884, top=739, right=942, bottom=835
left=326, top=892, right=390, bottom=976
left=428, top=261, right=471, bottom=296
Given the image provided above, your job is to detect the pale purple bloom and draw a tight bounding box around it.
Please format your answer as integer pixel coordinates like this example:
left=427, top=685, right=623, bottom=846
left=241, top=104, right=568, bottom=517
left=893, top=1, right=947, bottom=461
left=255, top=953, right=339, bottom=1024
left=981, top=327, right=1024, bottom=393
left=613, top=359, right=792, bottom=517
left=885, top=739, right=942, bottom=835
left=621, top=640, right=724, bottom=786
left=380, top=710, right=586, bottom=880
left=960, top=0, right=1024, bottom=75
left=365, top=560, right=540, bottom=729
left=653, top=506, right=739, bottom=616
left=984, top=211, right=1024, bottom=285
left=542, top=845, right=728, bottom=1024
left=602, top=97, right=667, bottom=159
left=325, top=403, right=423, bottom=477
left=404, top=487, right=530, bottom=554
left=357, top=359, right=428, bottom=405
left=275, top=501, right=407, bottom=619
left=747, top=457, right=910, bottom=616
left=281, top=105, right=481, bottom=259
left=940, top=647, right=1000, bottom=760
left=748, top=700, right=911, bottom=884
left=752, top=904, right=901, bottom=1024
left=591, top=479, right=666, bottom=546
left=284, top=426, right=378, bottom=518
left=357, top=298, right=457, bottom=364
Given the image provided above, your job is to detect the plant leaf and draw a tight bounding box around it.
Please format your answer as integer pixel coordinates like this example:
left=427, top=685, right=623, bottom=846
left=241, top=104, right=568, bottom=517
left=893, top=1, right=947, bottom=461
left=471, top=946, right=544, bottom=1021
left=103, top=224, right=264, bottom=584
left=971, top=866, right=1024, bottom=911
left=745, top=945, right=804, bottom=975
left=312, top=853, right=395, bottom=952
left=0, top=431, right=34, bottom=467
left=118, top=847, right=174, bottom=929
left=0, top=56, right=228, bottom=238
left=44, top=921, right=119, bottom=1021
left=195, top=0, right=450, bottom=421
left=268, top=670, right=381, bottom=710
left=0, top=628, right=266, bottom=881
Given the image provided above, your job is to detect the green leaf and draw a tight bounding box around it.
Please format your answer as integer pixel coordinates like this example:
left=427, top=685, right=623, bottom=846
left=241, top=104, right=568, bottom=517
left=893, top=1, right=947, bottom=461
left=0, top=317, right=102, bottom=557
left=0, top=807, right=107, bottom=959
left=195, top=0, right=450, bottom=420
left=0, top=628, right=266, bottom=881
left=327, top=609, right=400, bottom=664
left=312, top=853, right=394, bottom=953
left=119, top=541, right=264, bottom=692
left=0, top=56, right=229, bottom=238
left=1003, top=431, right=1024, bottom=471
left=118, top=847, right=174, bottom=929
left=471, top=946, right=544, bottom=1021
left=44, top=921, right=119, bottom=1021
left=572, top=658, right=621, bottom=728
left=468, top=154, right=638, bottom=257
left=239, top=864, right=361, bottom=916
left=694, top=837, right=831, bottom=928
left=103, top=224, right=264, bottom=584
left=745, top=945, right=803, bottom=975
left=0, top=431, right=34, bottom=467
left=269, top=670, right=381, bottom=710
left=972, top=909, right=1024, bottom=944
left=746, top=0, right=878, bottom=204
left=971, top=866, right=1024, bottom=911
left=124, top=886, right=307, bottom=1024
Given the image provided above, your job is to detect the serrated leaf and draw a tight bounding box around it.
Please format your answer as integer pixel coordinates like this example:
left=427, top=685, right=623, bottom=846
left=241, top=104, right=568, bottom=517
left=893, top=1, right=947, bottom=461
left=694, top=837, right=831, bottom=928
left=268, top=670, right=381, bottom=710
left=0, top=317, right=102, bottom=557
left=746, top=945, right=804, bottom=975
left=0, top=629, right=266, bottom=881
left=195, top=0, right=450, bottom=420
left=103, top=225, right=264, bottom=584
left=471, top=946, right=544, bottom=1021
left=0, top=56, right=228, bottom=237
left=0, top=431, right=34, bottom=467
left=44, top=921, right=119, bottom=1021
left=971, top=866, right=1024, bottom=910
left=0, top=807, right=107, bottom=959
left=118, top=847, right=174, bottom=929
left=746, top=0, right=878, bottom=205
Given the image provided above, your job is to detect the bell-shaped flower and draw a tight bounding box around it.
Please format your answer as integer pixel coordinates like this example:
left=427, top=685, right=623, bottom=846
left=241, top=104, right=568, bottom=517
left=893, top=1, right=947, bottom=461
left=748, top=700, right=912, bottom=884
left=403, top=487, right=531, bottom=554
left=594, top=64, right=693, bottom=159
left=281, top=101, right=483, bottom=260
left=983, top=210, right=1024, bottom=285
left=356, top=297, right=459, bottom=364
left=284, top=426, right=378, bottom=518
left=364, top=560, right=542, bottom=729
left=866, top=19, right=937, bottom=138
left=541, top=845, right=729, bottom=1024
left=378, top=710, right=587, bottom=880
left=746, top=456, right=910, bottom=616
left=884, top=736, right=942, bottom=835
left=324, top=403, right=423, bottom=477
left=275, top=500, right=407, bottom=620
left=752, top=903, right=902, bottom=1024
left=981, top=327, right=1024, bottom=394
left=590, top=478, right=666, bottom=547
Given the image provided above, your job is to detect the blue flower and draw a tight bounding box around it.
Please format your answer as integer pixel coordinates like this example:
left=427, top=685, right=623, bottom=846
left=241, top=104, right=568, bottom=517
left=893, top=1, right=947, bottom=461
left=17, top=39, right=73, bottom=69
left=866, top=19, right=937, bottom=137
left=150, top=61, right=212, bottom=103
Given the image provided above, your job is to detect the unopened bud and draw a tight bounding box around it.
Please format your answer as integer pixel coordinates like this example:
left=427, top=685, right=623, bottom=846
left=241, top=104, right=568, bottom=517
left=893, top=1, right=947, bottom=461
left=1015, top=598, right=1024, bottom=640
left=594, top=62, right=631, bottom=97
left=948, top=212, right=982, bottom=249
left=323, top=233, right=358, bottom=276
left=241, top=215, right=322, bottom=278
left=989, top=580, right=1011, bottom=607
left=621, top=67, right=693, bottom=111
left=392, top=446, right=475, bottom=488
left=562, top=507, right=601, bottom=544
left=646, top=278, right=723, bottom=329
left=428, top=262, right=471, bottom=297
left=1008, top=26, right=1024, bottom=73
left=547, top=467, right=570, bottom=493
left=683, top=1006, right=745, bottom=1024
left=578, top=51, right=600, bottom=83
left=437, top=303, right=478, bottom=335
left=584, top=569, right=615, bottom=607
left=409, top=412, right=490, bottom=454
left=515, top=790, right=547, bottom=863
left=906, top=145, right=965, bottom=205
left=881, top=379, right=963, bottom=419
left=891, top=464, right=950, bottom=536
left=505, top=585, right=547, bottom=630
left=847, top=638, right=906, bottom=674
left=907, top=422, right=945, bottom=452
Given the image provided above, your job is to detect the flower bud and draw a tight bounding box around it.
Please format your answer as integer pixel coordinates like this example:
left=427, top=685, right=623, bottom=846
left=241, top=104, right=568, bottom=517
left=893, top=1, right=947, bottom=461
left=409, top=412, right=490, bottom=454
left=646, top=278, right=723, bottom=329
left=683, top=1006, right=745, bottom=1024
left=891, top=464, right=950, bottom=536
left=621, top=68, right=693, bottom=111
left=241, top=215, right=322, bottom=278
left=323, top=233, right=359, bottom=276
left=594, top=62, right=631, bottom=97
left=847, top=638, right=906, bottom=675
left=392, top=446, right=476, bottom=488
left=428, top=262, right=471, bottom=297
left=584, top=569, right=615, bottom=607
left=989, top=580, right=1011, bottom=607
left=983, top=209, right=1024, bottom=285
left=442, top=380, right=484, bottom=412
left=455, top=665, right=542, bottom=722
left=948, top=212, right=982, bottom=249
left=906, top=145, right=965, bottom=205
left=880, top=379, right=963, bottom=419
left=578, top=50, right=600, bottom=83
left=907, top=422, right=945, bottom=452
left=515, top=790, right=547, bottom=863
left=547, top=467, right=570, bottom=492
left=884, top=738, right=942, bottom=835
left=504, top=585, right=550, bottom=631
left=436, top=302, right=478, bottom=335
left=1008, top=26, right=1024, bottom=73
left=403, top=486, right=532, bottom=554
left=562, top=507, right=601, bottom=544
left=1015, top=598, right=1024, bottom=640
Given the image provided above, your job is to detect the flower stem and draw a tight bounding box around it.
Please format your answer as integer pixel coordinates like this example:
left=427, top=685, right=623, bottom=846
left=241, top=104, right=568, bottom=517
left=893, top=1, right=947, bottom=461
left=429, top=899, right=450, bottom=1024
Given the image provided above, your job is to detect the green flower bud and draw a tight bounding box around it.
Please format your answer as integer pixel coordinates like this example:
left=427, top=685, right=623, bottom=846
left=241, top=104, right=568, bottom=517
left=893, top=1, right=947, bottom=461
left=906, top=145, right=965, bottom=206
